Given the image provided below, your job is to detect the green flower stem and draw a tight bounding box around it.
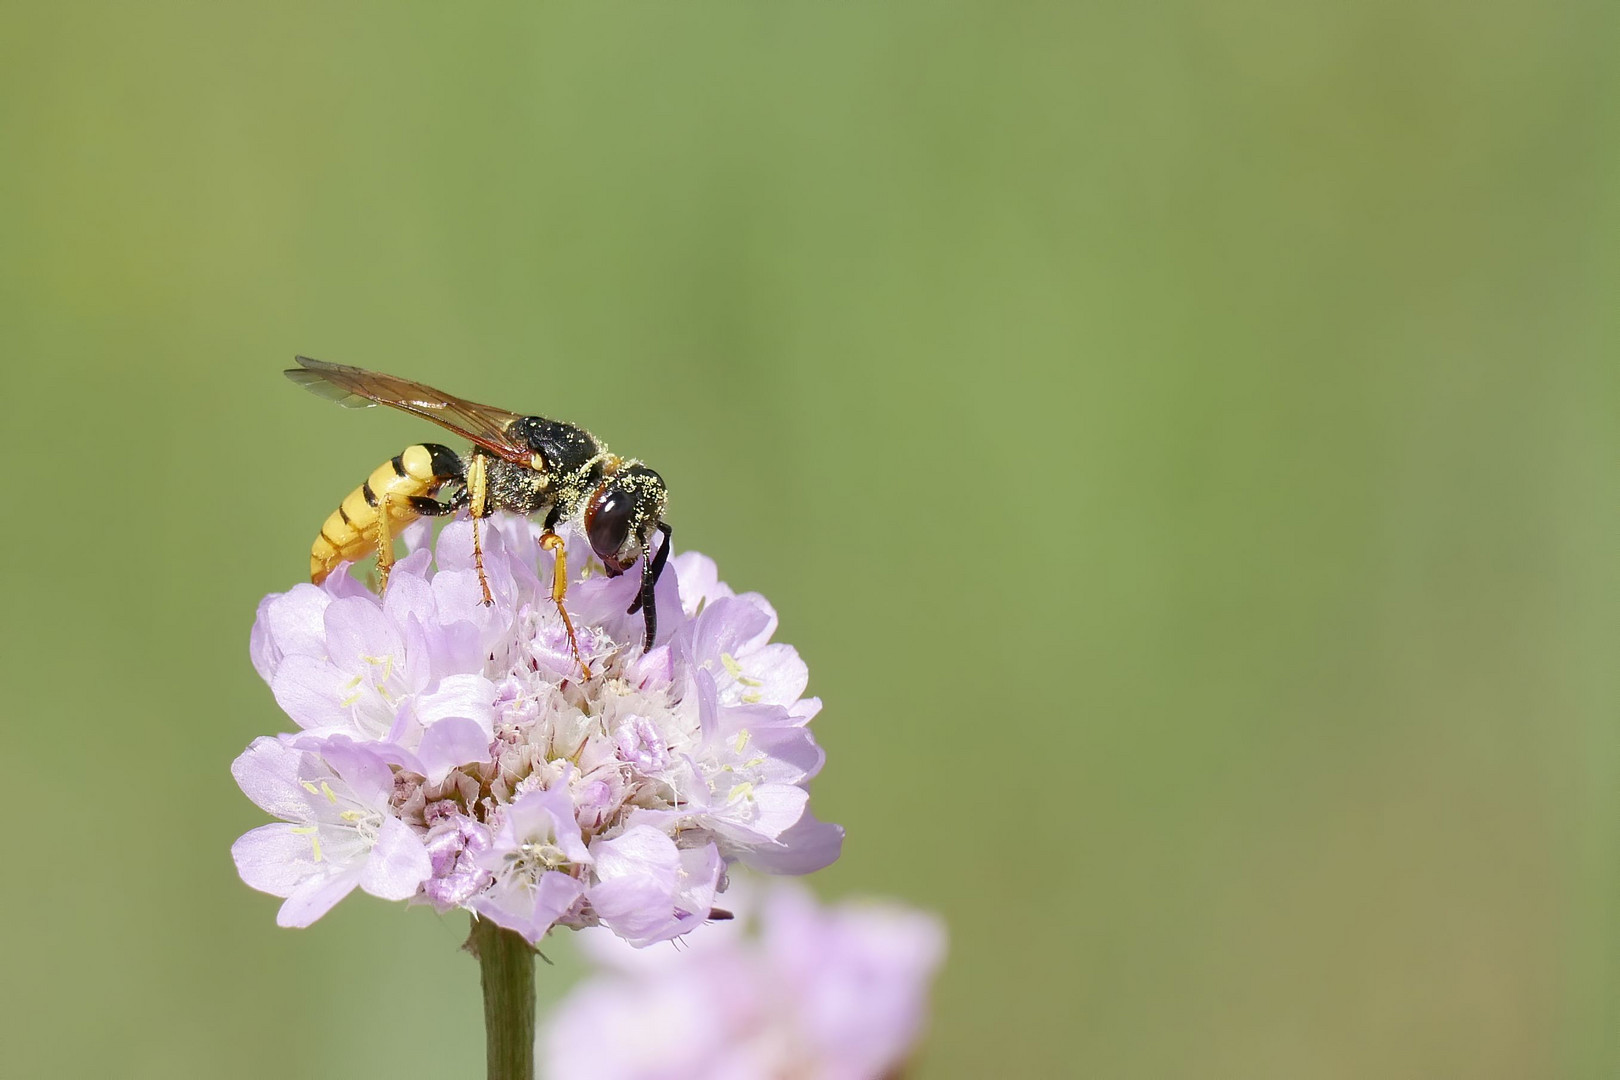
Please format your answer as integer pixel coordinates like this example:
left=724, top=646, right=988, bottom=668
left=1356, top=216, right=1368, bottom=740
left=469, top=915, right=536, bottom=1080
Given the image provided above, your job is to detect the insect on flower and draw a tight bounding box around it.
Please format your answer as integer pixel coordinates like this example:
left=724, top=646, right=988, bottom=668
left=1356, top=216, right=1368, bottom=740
left=286, top=356, right=671, bottom=677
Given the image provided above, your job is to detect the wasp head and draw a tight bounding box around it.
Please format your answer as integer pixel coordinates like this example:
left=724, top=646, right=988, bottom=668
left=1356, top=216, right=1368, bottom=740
left=585, top=463, right=671, bottom=653
left=584, top=463, right=667, bottom=575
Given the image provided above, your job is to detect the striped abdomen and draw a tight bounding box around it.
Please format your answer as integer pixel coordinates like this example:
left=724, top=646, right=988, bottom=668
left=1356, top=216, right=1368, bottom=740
left=310, top=443, right=463, bottom=584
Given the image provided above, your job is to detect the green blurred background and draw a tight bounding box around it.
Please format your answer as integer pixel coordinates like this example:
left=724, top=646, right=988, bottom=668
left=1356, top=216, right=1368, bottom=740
left=1, top=3, right=1614, bottom=1077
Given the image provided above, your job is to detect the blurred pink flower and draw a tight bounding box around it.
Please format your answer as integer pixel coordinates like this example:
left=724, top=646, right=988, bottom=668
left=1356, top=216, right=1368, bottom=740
left=542, top=882, right=947, bottom=1080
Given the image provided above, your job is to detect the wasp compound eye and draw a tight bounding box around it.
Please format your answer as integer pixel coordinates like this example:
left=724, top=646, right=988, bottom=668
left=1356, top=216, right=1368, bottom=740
left=586, top=486, right=636, bottom=567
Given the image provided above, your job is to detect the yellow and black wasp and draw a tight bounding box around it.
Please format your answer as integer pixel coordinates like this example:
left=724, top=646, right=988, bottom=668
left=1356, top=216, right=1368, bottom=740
left=286, top=356, right=671, bottom=677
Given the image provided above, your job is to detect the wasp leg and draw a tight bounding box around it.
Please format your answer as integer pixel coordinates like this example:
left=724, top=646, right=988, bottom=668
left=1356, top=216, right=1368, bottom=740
left=626, top=522, right=673, bottom=653
left=374, top=493, right=457, bottom=594
left=540, top=531, right=592, bottom=680
left=466, top=453, right=494, bottom=607
left=374, top=491, right=398, bottom=593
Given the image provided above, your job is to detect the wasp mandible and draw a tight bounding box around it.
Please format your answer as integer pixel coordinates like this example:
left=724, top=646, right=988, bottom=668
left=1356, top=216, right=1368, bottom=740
left=286, top=356, right=671, bottom=677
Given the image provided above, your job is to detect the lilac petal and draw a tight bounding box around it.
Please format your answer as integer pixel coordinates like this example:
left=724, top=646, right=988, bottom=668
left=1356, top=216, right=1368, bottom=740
left=763, top=889, right=947, bottom=1075
left=693, top=597, right=772, bottom=668
left=416, top=716, right=494, bottom=784
left=276, top=865, right=363, bottom=927
left=737, top=783, right=810, bottom=840
left=392, top=544, right=434, bottom=579
left=381, top=563, right=437, bottom=627
left=473, top=871, right=585, bottom=943
left=671, top=551, right=732, bottom=615
left=230, top=737, right=309, bottom=819
left=434, top=519, right=477, bottom=571
left=510, top=785, right=594, bottom=866
left=260, top=584, right=333, bottom=661
left=322, top=596, right=403, bottom=673
left=316, top=737, right=397, bottom=808
left=696, top=667, right=721, bottom=745
left=359, top=816, right=432, bottom=901
left=674, top=843, right=723, bottom=923
left=232, top=822, right=317, bottom=896
left=532, top=870, right=588, bottom=935
left=746, top=726, right=826, bottom=785
left=249, top=593, right=280, bottom=682
left=626, top=645, right=674, bottom=691
left=368, top=739, right=429, bottom=779
left=738, top=642, right=808, bottom=705
left=708, top=700, right=794, bottom=743
left=269, top=655, right=352, bottom=732
left=587, top=827, right=683, bottom=947
left=400, top=517, right=434, bottom=553
left=587, top=833, right=724, bottom=948
left=744, top=811, right=845, bottom=875
left=485, top=512, right=535, bottom=556
left=320, top=567, right=373, bottom=600
left=728, top=592, right=781, bottom=653
left=432, top=569, right=504, bottom=629
left=416, top=674, right=495, bottom=736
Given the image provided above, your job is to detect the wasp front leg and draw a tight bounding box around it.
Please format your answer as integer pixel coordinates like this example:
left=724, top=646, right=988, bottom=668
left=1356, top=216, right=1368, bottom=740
left=540, top=531, right=592, bottom=680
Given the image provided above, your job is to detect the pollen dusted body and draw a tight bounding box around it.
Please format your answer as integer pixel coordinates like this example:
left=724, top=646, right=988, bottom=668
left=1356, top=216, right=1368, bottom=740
left=286, top=357, right=672, bottom=671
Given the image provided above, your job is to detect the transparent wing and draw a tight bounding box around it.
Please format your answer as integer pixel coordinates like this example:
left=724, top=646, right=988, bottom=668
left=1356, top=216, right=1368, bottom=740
left=286, top=356, right=534, bottom=464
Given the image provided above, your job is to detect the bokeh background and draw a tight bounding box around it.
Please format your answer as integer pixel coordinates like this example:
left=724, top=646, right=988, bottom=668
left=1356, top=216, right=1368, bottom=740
left=1, top=3, right=1614, bottom=1077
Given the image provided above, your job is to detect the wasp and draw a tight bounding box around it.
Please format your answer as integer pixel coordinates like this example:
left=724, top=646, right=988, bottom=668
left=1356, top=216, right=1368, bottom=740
left=285, top=356, right=671, bottom=677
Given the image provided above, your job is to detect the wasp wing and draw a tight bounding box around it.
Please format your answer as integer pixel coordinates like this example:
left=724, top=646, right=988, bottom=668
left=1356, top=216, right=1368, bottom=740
left=286, top=357, right=535, bottom=465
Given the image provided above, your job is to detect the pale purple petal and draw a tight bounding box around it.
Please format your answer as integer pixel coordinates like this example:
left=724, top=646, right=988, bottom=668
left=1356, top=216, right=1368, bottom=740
left=735, top=641, right=808, bottom=705
left=322, top=596, right=404, bottom=673
left=745, top=725, right=826, bottom=785
left=249, top=594, right=280, bottom=682
left=471, top=871, right=585, bottom=943
left=692, top=597, right=772, bottom=669
left=229, top=737, right=310, bottom=820
left=742, top=812, right=845, bottom=875
left=276, top=866, right=364, bottom=928
left=231, top=823, right=317, bottom=896
left=258, top=584, right=333, bottom=662
left=588, top=827, right=686, bottom=946
left=415, top=673, right=495, bottom=736
left=381, top=563, right=437, bottom=626
left=671, top=550, right=732, bottom=615
left=359, top=816, right=432, bottom=900
left=317, top=737, right=397, bottom=809
left=416, top=716, right=494, bottom=784
left=269, top=655, right=351, bottom=732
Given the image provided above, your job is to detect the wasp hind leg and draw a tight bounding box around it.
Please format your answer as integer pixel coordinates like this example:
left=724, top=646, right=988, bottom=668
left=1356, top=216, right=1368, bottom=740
left=375, top=493, right=457, bottom=594
left=540, top=531, right=592, bottom=681
left=465, top=453, right=495, bottom=607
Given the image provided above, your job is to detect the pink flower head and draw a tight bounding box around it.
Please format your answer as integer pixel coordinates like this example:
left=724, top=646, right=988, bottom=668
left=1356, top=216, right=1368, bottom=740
left=542, top=881, right=948, bottom=1080
left=233, top=515, right=843, bottom=945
